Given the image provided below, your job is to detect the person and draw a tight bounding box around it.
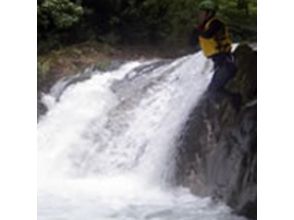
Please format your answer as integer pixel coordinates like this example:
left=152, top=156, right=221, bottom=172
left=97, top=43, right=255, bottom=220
left=196, top=0, right=241, bottom=108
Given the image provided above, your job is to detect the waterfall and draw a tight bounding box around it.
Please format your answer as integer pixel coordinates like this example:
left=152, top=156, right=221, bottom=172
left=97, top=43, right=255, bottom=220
left=38, top=52, right=246, bottom=220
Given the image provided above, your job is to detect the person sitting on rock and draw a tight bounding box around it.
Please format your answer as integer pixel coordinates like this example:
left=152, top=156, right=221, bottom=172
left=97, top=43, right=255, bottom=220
left=196, top=0, right=241, bottom=108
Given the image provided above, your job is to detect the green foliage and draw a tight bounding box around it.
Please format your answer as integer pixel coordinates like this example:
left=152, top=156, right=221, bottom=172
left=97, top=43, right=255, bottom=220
left=38, top=0, right=257, bottom=53
left=218, top=0, right=257, bottom=41
left=38, top=0, right=83, bottom=30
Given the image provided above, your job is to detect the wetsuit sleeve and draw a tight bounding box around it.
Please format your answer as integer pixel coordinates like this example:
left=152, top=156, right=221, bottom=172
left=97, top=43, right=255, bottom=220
left=198, top=19, right=225, bottom=39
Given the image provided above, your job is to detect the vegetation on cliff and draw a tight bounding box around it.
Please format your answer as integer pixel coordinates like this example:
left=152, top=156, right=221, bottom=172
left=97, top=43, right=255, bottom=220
left=38, top=0, right=257, bottom=53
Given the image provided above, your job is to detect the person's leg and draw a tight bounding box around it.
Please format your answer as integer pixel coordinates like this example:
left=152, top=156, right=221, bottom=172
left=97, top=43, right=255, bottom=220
left=208, top=54, right=237, bottom=92
left=207, top=54, right=241, bottom=110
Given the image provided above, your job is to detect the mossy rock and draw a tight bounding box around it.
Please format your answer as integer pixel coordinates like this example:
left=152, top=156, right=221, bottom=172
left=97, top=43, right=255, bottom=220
left=228, top=44, right=257, bottom=103
left=94, top=60, right=112, bottom=71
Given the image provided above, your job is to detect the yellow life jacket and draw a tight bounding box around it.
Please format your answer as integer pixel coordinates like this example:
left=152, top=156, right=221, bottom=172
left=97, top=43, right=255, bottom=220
left=198, top=17, right=232, bottom=57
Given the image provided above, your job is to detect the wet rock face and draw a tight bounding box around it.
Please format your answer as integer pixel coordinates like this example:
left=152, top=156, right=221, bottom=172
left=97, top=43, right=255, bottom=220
left=229, top=44, right=257, bottom=103
left=175, top=44, right=257, bottom=220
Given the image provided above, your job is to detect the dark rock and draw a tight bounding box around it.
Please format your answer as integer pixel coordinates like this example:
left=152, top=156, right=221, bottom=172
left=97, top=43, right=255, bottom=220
left=229, top=44, right=257, bottom=103
left=175, top=44, right=257, bottom=219
left=37, top=97, right=48, bottom=120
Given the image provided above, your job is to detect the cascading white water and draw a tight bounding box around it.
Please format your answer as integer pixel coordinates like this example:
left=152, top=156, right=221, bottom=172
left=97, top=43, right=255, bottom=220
left=38, top=52, right=246, bottom=220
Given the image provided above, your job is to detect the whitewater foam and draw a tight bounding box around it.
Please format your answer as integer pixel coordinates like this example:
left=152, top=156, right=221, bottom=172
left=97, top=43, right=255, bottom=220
left=38, top=52, right=246, bottom=220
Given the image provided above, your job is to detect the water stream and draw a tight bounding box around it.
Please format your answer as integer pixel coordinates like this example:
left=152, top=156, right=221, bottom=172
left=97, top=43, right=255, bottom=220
left=38, top=52, right=246, bottom=220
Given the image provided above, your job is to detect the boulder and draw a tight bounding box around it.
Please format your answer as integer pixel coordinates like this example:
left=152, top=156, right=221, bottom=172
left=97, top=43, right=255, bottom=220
left=175, top=44, right=257, bottom=219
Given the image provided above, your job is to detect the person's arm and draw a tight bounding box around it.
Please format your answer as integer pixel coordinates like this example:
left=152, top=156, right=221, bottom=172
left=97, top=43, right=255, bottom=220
left=197, top=19, right=225, bottom=38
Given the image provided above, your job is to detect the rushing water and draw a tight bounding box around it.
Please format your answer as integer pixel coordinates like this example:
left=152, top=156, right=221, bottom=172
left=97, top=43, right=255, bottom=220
left=38, top=52, right=246, bottom=220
